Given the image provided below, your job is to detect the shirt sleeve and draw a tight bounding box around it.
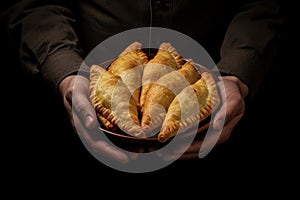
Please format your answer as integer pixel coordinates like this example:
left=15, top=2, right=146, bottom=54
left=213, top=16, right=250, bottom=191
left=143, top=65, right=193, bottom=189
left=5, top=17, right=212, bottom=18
left=6, top=0, right=83, bottom=92
left=217, top=0, right=284, bottom=98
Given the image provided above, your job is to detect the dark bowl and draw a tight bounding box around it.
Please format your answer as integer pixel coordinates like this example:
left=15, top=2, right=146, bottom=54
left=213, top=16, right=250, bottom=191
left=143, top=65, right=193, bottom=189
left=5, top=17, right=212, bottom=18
left=96, top=48, right=215, bottom=152
left=99, top=117, right=211, bottom=152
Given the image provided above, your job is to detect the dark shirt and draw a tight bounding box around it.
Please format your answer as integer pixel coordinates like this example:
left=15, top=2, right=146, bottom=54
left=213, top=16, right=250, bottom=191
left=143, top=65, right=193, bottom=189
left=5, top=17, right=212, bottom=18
left=2, top=0, right=283, bottom=97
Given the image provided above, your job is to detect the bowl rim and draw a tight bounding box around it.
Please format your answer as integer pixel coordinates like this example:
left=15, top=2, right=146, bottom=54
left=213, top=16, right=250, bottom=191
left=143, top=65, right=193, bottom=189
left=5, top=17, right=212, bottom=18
left=95, top=47, right=216, bottom=143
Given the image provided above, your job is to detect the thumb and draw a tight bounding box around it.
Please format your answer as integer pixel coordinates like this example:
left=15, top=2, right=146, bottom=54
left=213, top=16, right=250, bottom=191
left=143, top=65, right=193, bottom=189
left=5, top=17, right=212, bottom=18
left=73, top=93, right=97, bottom=129
left=84, top=114, right=96, bottom=129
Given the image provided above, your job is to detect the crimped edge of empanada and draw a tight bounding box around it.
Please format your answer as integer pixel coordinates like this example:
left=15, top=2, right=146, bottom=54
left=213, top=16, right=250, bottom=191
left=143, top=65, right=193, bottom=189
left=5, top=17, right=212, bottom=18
left=89, top=64, right=145, bottom=137
left=97, top=112, right=118, bottom=131
left=157, top=72, right=220, bottom=143
left=118, top=41, right=149, bottom=63
left=89, top=64, right=118, bottom=127
left=141, top=60, right=202, bottom=135
left=159, top=42, right=184, bottom=66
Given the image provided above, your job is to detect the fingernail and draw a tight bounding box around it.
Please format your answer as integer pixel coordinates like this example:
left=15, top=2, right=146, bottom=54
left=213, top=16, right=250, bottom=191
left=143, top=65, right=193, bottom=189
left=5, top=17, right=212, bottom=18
left=85, top=115, right=94, bottom=128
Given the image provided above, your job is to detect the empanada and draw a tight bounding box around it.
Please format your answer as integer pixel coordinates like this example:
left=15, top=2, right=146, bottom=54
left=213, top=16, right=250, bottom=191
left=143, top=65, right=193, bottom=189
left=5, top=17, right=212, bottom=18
left=107, top=42, right=148, bottom=108
left=157, top=72, right=220, bottom=143
left=89, top=64, right=145, bottom=137
left=139, top=42, right=184, bottom=110
left=141, top=61, right=202, bottom=135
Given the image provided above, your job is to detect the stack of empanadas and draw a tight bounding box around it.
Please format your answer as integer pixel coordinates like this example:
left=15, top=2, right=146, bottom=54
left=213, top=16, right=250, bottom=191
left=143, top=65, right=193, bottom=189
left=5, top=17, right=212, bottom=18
left=89, top=41, right=220, bottom=142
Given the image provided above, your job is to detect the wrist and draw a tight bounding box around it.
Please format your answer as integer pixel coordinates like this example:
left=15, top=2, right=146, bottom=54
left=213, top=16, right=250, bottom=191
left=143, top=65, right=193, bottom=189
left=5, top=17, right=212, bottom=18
left=58, top=75, right=76, bottom=97
left=221, top=75, right=249, bottom=99
left=41, top=49, right=83, bottom=94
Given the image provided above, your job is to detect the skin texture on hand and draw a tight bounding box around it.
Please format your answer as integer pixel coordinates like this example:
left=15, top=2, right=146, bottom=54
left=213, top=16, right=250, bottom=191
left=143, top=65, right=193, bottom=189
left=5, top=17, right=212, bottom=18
left=58, top=75, right=139, bottom=164
left=156, top=75, right=249, bottom=161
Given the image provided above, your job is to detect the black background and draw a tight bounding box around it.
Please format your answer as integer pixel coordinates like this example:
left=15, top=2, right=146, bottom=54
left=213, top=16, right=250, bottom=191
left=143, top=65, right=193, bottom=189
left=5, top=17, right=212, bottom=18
left=0, top=0, right=297, bottom=195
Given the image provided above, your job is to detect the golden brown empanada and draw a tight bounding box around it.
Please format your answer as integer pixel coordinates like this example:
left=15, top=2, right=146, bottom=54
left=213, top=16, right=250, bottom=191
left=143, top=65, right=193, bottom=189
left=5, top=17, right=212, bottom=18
left=141, top=61, right=202, bottom=135
left=107, top=42, right=148, bottom=108
left=157, top=72, right=220, bottom=143
left=89, top=64, right=145, bottom=137
left=139, top=42, right=184, bottom=110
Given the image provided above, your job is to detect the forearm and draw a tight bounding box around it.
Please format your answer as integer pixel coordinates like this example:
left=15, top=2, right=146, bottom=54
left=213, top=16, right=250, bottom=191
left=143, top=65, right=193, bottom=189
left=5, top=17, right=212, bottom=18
left=7, top=0, right=83, bottom=92
left=217, top=0, right=284, bottom=98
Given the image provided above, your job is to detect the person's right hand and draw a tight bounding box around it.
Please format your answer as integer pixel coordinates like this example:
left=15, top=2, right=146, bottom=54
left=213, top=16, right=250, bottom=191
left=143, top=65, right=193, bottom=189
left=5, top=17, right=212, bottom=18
left=59, top=74, right=139, bottom=164
left=153, top=75, right=249, bottom=161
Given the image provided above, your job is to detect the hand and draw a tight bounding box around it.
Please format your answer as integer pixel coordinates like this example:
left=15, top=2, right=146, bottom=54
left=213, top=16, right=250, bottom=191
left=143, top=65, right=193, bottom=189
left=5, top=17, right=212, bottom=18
left=155, top=75, right=249, bottom=161
left=59, top=75, right=139, bottom=164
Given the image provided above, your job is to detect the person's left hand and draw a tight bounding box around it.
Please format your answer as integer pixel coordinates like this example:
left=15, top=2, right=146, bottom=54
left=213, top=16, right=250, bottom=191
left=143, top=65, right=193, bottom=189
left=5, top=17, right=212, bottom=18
left=155, top=75, right=249, bottom=161
left=59, top=74, right=140, bottom=164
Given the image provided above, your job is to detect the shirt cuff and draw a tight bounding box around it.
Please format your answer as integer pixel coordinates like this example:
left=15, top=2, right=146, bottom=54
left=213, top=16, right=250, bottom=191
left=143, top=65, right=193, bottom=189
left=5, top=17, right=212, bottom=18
left=217, top=49, right=265, bottom=99
left=41, top=49, right=83, bottom=93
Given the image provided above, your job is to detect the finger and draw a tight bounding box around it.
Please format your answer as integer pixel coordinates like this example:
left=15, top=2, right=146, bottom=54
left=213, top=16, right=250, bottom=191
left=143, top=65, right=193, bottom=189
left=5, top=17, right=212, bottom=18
left=179, top=121, right=238, bottom=160
left=72, top=93, right=98, bottom=129
left=225, top=93, right=244, bottom=123
left=158, top=112, right=245, bottom=161
left=158, top=133, right=213, bottom=161
left=198, top=114, right=242, bottom=158
left=178, top=136, right=206, bottom=158
left=91, top=140, right=130, bottom=164
left=156, top=133, right=210, bottom=161
left=128, top=152, right=139, bottom=160
left=156, top=141, right=192, bottom=161
left=156, top=151, right=178, bottom=161
left=158, top=145, right=199, bottom=161
left=178, top=152, right=199, bottom=160
left=73, top=112, right=130, bottom=164
left=212, top=103, right=226, bottom=130
left=125, top=146, right=145, bottom=160
left=198, top=129, right=222, bottom=158
left=217, top=113, right=243, bottom=144
left=71, top=75, right=98, bottom=129
left=213, top=91, right=244, bottom=130
left=210, top=80, right=227, bottom=130
left=216, top=79, right=227, bottom=103
left=156, top=125, right=213, bottom=160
